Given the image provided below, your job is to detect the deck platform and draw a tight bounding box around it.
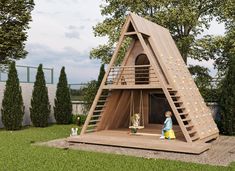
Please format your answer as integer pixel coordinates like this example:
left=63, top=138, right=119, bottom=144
left=67, top=128, right=211, bottom=154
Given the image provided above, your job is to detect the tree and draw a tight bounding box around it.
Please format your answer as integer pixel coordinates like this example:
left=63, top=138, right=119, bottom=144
left=97, top=64, right=105, bottom=88
left=1, top=62, right=24, bottom=130
left=90, top=0, right=221, bottom=64
left=30, top=64, right=50, bottom=127
left=54, top=67, right=72, bottom=124
left=0, top=0, right=34, bottom=64
left=218, top=56, right=235, bottom=135
left=82, top=80, right=98, bottom=113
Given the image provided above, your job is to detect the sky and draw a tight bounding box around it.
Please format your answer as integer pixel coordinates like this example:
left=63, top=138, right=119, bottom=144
left=16, top=0, right=225, bottom=84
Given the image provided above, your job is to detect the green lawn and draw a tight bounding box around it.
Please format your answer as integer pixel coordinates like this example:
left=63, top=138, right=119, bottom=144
left=0, top=125, right=234, bottom=171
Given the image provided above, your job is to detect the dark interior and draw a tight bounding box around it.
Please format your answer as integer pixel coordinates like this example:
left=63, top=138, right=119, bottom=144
left=149, top=92, right=178, bottom=124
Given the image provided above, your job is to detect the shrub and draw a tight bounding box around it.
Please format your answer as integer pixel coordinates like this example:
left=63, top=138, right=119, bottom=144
left=218, top=57, right=235, bottom=135
left=71, top=114, right=87, bottom=126
left=54, top=67, right=72, bottom=124
left=1, top=62, right=24, bottom=130
left=30, top=64, right=50, bottom=127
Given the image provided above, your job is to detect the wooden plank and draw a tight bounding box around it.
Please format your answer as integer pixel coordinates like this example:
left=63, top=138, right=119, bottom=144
left=68, top=130, right=211, bottom=154
left=81, top=15, right=133, bottom=135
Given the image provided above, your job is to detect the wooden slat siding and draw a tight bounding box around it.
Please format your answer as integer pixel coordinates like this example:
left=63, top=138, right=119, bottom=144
left=80, top=15, right=132, bottom=135
left=96, top=91, right=121, bottom=130
left=132, top=32, right=192, bottom=142
left=113, top=91, right=132, bottom=129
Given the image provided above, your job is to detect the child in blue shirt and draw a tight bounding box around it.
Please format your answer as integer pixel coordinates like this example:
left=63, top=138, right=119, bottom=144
left=160, top=111, right=173, bottom=139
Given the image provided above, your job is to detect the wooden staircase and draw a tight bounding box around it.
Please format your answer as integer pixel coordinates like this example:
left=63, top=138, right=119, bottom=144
left=85, top=89, right=110, bottom=133
left=166, top=88, right=200, bottom=142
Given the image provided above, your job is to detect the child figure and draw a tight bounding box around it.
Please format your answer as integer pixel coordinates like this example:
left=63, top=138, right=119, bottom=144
left=160, top=111, right=175, bottom=140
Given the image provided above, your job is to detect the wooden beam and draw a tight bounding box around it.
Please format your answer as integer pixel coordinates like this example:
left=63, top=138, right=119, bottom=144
left=81, top=15, right=133, bottom=135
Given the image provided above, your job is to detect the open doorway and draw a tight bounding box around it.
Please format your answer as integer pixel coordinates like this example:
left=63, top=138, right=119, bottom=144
left=135, top=54, right=150, bottom=84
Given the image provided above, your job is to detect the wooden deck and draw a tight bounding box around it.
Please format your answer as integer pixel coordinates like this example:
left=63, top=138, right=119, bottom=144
left=67, top=128, right=211, bottom=154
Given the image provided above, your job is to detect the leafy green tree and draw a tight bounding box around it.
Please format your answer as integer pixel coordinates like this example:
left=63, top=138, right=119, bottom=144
left=82, top=80, right=98, bottom=113
left=90, top=0, right=221, bottom=64
left=218, top=56, right=235, bottom=135
left=97, top=64, right=105, bottom=88
left=30, top=64, right=50, bottom=127
left=54, top=67, right=72, bottom=124
left=1, top=62, right=24, bottom=130
left=0, top=0, right=34, bottom=64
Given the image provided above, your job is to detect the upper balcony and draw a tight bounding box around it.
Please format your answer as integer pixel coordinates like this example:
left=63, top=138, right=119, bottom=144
left=103, top=65, right=161, bottom=89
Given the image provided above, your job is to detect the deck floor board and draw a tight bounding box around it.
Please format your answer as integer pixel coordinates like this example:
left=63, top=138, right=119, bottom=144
left=67, top=128, right=211, bottom=154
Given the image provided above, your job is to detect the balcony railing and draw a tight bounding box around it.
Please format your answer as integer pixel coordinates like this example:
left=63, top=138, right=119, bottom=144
left=105, top=65, right=158, bottom=86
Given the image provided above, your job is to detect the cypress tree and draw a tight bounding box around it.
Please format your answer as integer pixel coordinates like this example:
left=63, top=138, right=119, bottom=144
left=30, top=64, right=50, bottom=127
left=54, top=67, right=72, bottom=124
left=97, top=64, right=105, bottom=88
left=1, top=62, right=24, bottom=130
left=219, top=56, right=235, bottom=135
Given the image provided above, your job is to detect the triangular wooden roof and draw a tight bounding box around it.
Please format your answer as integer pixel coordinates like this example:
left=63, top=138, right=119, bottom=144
left=81, top=13, right=219, bottom=143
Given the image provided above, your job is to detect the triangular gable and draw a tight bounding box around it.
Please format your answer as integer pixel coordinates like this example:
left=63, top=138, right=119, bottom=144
left=81, top=13, right=219, bottom=143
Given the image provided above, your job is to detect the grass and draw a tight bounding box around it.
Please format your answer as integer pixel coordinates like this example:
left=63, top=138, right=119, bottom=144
left=0, top=125, right=234, bottom=171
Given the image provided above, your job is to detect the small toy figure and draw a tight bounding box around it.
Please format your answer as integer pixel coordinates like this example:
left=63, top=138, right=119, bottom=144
left=131, top=113, right=140, bottom=127
left=121, top=76, right=127, bottom=85
left=70, top=128, right=78, bottom=136
left=160, top=111, right=175, bottom=140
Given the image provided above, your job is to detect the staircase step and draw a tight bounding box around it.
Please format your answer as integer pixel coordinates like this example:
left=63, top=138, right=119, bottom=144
left=89, top=119, right=101, bottom=123
left=87, top=124, right=97, bottom=127
left=85, top=129, right=95, bottom=133
left=100, top=95, right=108, bottom=98
left=171, top=95, right=180, bottom=98
left=176, top=107, right=185, bottom=110
left=179, top=113, right=189, bottom=116
left=188, top=130, right=197, bottom=134
left=93, top=110, right=104, bottom=113
left=191, top=135, right=200, bottom=141
left=98, top=100, right=108, bottom=103
left=168, top=90, right=177, bottom=93
left=96, top=105, right=106, bottom=108
left=185, top=124, right=194, bottom=128
left=174, top=101, right=183, bottom=104
left=91, top=115, right=101, bottom=118
left=182, top=118, right=191, bottom=122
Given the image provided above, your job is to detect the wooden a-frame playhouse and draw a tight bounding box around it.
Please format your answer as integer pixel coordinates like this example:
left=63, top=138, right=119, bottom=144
left=68, top=13, right=219, bottom=154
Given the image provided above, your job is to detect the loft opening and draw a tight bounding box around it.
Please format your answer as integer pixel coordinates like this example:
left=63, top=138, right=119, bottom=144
left=135, top=54, right=150, bottom=84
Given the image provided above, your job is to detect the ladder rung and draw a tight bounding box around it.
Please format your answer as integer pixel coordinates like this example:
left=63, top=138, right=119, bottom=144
left=98, top=100, right=108, bottom=102
left=176, top=107, right=185, bottom=110
left=100, top=95, right=108, bottom=98
left=171, top=95, right=180, bottom=98
left=89, top=119, right=101, bottom=123
left=93, top=110, right=104, bottom=113
left=174, top=101, right=183, bottom=104
left=179, top=113, right=188, bottom=116
left=188, top=130, right=197, bottom=134
left=87, top=124, right=97, bottom=127
left=191, top=135, right=200, bottom=141
left=185, top=124, right=194, bottom=128
left=85, top=129, right=95, bottom=133
left=96, top=105, right=106, bottom=108
left=182, top=118, right=191, bottom=122
left=91, top=115, right=101, bottom=118
left=168, top=90, right=177, bottom=93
